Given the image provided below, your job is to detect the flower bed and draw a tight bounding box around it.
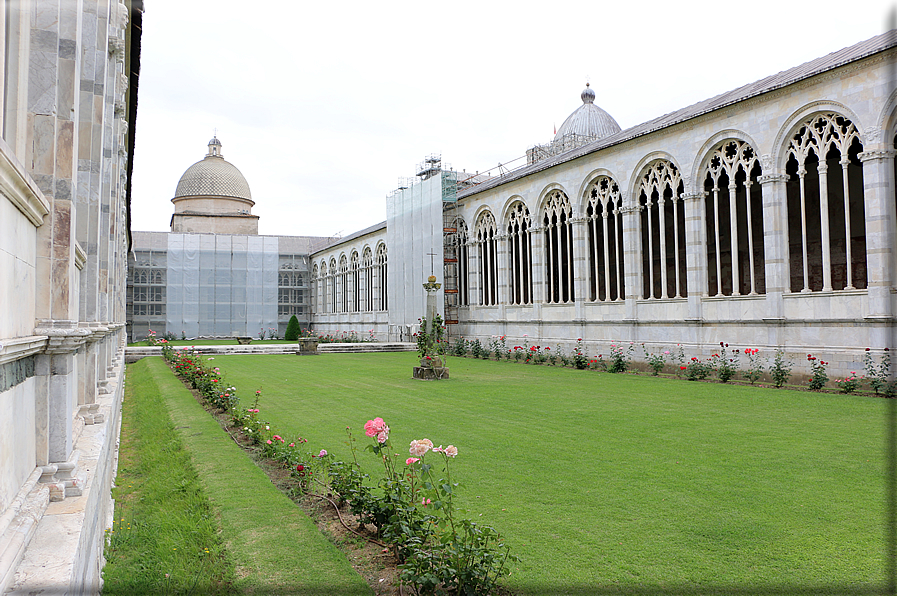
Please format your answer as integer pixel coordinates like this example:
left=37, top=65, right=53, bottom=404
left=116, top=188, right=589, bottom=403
left=162, top=345, right=515, bottom=595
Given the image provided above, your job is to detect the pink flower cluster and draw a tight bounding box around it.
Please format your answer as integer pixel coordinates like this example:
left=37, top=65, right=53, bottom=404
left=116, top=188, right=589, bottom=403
left=409, top=438, right=433, bottom=457
left=364, top=417, right=390, bottom=443
left=409, top=439, right=459, bottom=459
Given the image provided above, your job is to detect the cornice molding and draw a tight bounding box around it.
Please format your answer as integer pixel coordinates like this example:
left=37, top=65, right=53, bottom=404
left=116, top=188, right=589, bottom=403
left=0, top=138, right=50, bottom=227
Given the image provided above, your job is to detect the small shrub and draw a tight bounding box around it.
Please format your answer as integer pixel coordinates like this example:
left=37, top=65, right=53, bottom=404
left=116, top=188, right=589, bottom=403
left=451, top=337, right=469, bottom=357
left=770, top=350, right=792, bottom=388
left=607, top=342, right=634, bottom=373
left=642, top=344, right=668, bottom=376
left=556, top=344, right=570, bottom=367
left=572, top=339, right=588, bottom=370
left=284, top=315, right=301, bottom=341
left=806, top=354, right=828, bottom=391
left=713, top=342, right=739, bottom=383
left=685, top=357, right=711, bottom=381
left=743, top=348, right=764, bottom=384
left=863, top=348, right=891, bottom=395
left=488, top=335, right=508, bottom=360
left=470, top=339, right=486, bottom=359
left=834, top=373, right=860, bottom=394
left=672, top=344, right=686, bottom=378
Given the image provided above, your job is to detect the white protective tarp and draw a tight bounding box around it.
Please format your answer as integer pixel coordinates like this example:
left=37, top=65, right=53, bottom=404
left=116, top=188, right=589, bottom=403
left=167, top=233, right=279, bottom=337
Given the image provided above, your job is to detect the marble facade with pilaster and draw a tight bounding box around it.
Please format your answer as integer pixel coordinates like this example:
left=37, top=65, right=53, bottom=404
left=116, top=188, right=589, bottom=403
left=450, top=34, right=897, bottom=378
left=0, top=0, right=139, bottom=593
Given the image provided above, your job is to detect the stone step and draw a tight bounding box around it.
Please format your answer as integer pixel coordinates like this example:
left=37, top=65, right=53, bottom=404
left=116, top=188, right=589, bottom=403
left=124, top=342, right=416, bottom=362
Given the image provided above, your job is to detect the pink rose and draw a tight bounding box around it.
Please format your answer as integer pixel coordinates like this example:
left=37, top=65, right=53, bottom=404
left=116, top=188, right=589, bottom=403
left=377, top=430, right=388, bottom=443
left=444, top=445, right=458, bottom=458
left=406, top=457, right=420, bottom=465
left=409, top=439, right=433, bottom=457
left=364, top=417, right=387, bottom=437
left=319, top=449, right=327, bottom=457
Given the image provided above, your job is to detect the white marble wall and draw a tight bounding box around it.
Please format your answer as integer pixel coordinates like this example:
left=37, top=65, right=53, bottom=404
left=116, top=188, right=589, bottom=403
left=311, top=225, right=391, bottom=339
left=451, top=45, right=897, bottom=378
left=0, top=1, right=136, bottom=592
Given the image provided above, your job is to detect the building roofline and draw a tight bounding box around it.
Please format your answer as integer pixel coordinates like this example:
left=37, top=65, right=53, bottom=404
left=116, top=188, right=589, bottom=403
left=459, top=30, right=897, bottom=199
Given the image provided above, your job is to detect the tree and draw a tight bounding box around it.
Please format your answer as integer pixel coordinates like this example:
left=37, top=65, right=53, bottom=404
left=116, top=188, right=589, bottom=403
left=284, top=315, right=300, bottom=341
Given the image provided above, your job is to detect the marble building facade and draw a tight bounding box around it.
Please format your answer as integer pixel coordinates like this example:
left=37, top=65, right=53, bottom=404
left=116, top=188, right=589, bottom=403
left=0, top=0, right=141, bottom=593
left=312, top=31, right=897, bottom=377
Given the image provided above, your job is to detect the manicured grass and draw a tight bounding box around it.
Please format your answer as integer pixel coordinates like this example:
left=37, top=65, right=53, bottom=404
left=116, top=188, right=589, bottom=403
left=107, top=357, right=372, bottom=595
left=208, top=352, right=889, bottom=595
left=103, top=358, right=235, bottom=594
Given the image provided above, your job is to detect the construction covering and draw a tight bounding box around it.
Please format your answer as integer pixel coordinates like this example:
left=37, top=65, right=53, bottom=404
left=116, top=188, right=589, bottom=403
left=166, top=234, right=279, bottom=337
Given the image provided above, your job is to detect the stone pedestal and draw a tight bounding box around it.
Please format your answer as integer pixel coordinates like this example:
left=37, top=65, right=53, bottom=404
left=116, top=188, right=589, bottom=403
left=297, top=338, right=318, bottom=354
left=413, top=365, right=450, bottom=380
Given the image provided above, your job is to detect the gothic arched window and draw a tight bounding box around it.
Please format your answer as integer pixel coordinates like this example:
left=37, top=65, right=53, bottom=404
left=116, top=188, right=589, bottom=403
left=311, top=264, right=319, bottom=315
left=585, top=177, right=625, bottom=302
left=638, top=160, right=687, bottom=299
left=542, top=190, right=574, bottom=304
left=338, top=255, right=348, bottom=313
left=349, top=251, right=360, bottom=312
left=376, top=244, right=388, bottom=311
left=506, top=202, right=532, bottom=304
left=785, top=113, right=866, bottom=292
left=456, top=219, right=470, bottom=307
left=362, top=247, right=373, bottom=312
left=328, top=258, right=337, bottom=314
left=474, top=210, right=498, bottom=305
left=703, top=140, right=765, bottom=296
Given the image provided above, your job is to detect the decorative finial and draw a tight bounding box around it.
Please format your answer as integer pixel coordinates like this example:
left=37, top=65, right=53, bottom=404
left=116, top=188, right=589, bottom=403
left=581, top=82, right=595, bottom=104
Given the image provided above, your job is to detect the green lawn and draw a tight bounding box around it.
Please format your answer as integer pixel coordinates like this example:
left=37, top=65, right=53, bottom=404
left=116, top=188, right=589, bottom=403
left=207, top=352, right=888, bottom=595
left=105, top=358, right=372, bottom=595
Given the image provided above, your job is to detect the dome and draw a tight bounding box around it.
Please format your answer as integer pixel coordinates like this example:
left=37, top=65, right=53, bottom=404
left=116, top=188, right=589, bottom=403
left=553, top=83, right=621, bottom=142
left=173, top=137, right=252, bottom=201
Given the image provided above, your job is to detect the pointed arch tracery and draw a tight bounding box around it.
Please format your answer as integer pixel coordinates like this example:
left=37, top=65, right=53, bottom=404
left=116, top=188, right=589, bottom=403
left=349, top=251, right=360, bottom=312
left=542, top=190, right=574, bottom=303
left=327, top=258, right=337, bottom=314
left=506, top=202, right=532, bottom=304
left=703, top=139, right=765, bottom=296
left=585, top=176, right=624, bottom=302
left=785, top=113, right=866, bottom=292
left=638, top=160, right=687, bottom=299
left=362, top=247, right=373, bottom=312
left=376, top=244, right=388, bottom=311
left=454, top=218, right=470, bottom=307
left=337, top=255, right=348, bottom=313
left=474, top=210, right=498, bottom=305
left=311, top=264, right=319, bottom=315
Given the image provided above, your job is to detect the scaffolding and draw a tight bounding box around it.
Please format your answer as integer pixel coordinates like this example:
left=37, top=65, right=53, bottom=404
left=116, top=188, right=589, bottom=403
left=442, top=169, right=460, bottom=336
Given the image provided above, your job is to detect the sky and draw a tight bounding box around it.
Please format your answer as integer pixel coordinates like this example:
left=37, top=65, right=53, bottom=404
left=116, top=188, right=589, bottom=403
left=130, top=0, right=896, bottom=239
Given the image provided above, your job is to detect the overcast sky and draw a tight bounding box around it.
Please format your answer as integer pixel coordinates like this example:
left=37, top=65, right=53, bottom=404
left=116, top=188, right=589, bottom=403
left=130, top=0, right=895, bottom=238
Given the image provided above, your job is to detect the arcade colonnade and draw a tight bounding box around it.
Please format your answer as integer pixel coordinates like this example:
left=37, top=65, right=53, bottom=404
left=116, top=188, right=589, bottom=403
left=311, top=225, right=390, bottom=336
left=453, top=57, right=897, bottom=374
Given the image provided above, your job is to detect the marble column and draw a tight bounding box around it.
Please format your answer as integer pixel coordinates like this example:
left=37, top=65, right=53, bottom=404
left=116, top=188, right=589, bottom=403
left=469, top=241, right=481, bottom=306
left=530, top=225, right=546, bottom=304
left=571, top=218, right=589, bottom=318
left=620, top=204, right=642, bottom=319
left=858, top=149, right=896, bottom=316
left=758, top=174, right=789, bottom=324
left=681, top=192, right=706, bottom=321
left=496, top=233, right=510, bottom=306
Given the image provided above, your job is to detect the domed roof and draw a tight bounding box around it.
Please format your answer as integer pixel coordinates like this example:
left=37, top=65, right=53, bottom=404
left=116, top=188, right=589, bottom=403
left=553, top=83, right=621, bottom=142
left=173, top=137, right=252, bottom=200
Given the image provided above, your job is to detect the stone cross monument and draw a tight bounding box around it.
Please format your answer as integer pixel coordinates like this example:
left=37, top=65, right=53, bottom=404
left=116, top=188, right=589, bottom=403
left=413, top=274, right=449, bottom=380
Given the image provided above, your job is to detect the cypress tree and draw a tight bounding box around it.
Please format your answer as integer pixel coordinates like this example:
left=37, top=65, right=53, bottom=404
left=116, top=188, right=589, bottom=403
left=284, top=315, right=301, bottom=341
